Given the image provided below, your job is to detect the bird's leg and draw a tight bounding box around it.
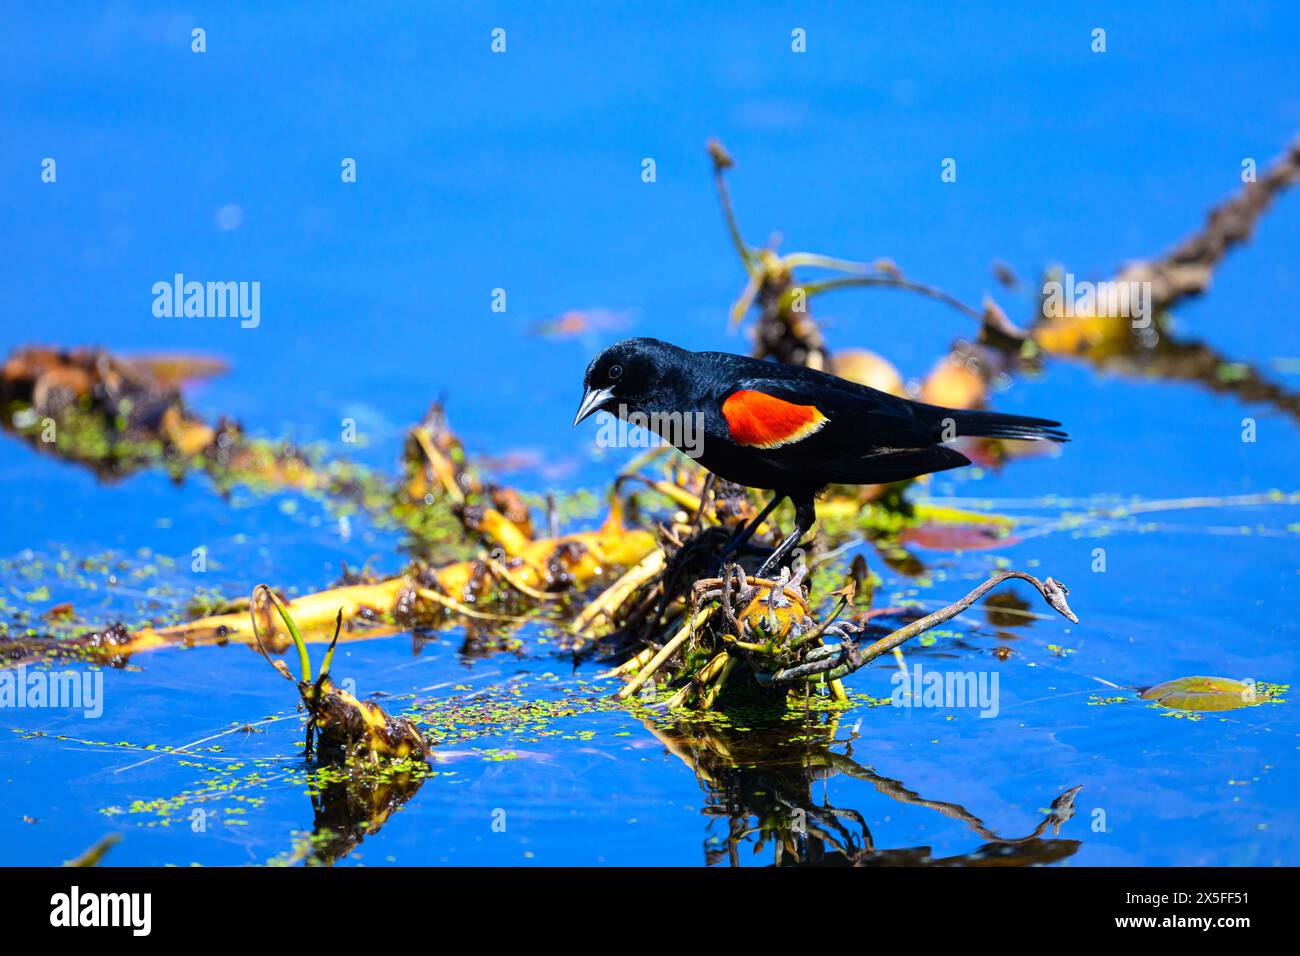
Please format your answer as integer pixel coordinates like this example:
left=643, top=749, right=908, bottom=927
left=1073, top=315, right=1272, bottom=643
left=755, top=495, right=816, bottom=579
left=717, top=493, right=785, bottom=564
left=656, top=492, right=780, bottom=633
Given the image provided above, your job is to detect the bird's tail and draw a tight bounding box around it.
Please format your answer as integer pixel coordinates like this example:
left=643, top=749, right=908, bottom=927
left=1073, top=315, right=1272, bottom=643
left=929, top=406, right=1069, bottom=443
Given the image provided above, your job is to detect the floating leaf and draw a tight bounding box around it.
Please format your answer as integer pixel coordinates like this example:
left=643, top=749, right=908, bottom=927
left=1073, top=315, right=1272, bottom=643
left=1140, top=676, right=1262, bottom=711
left=899, top=522, right=1017, bottom=552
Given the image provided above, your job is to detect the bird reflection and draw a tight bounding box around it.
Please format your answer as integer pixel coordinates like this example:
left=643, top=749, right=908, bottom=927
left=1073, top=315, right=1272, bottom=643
left=643, top=711, right=1081, bottom=867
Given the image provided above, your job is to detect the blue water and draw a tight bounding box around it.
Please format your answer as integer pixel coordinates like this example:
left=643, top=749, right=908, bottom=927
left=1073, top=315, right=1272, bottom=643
left=1, top=2, right=1298, bottom=866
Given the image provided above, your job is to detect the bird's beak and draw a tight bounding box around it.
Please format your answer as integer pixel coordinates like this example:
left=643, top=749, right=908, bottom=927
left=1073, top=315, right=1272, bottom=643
left=572, top=386, right=615, bottom=426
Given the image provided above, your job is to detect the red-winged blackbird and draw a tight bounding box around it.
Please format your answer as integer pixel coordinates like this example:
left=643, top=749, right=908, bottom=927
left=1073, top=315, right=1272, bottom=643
left=574, top=337, right=1067, bottom=575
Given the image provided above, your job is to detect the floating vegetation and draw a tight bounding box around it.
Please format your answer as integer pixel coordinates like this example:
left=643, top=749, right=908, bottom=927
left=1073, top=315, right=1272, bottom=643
left=0, top=348, right=526, bottom=558
left=249, top=585, right=428, bottom=763
left=2, top=346, right=314, bottom=484
left=1140, top=676, right=1284, bottom=712
left=608, top=562, right=1076, bottom=713
left=0, top=492, right=656, bottom=668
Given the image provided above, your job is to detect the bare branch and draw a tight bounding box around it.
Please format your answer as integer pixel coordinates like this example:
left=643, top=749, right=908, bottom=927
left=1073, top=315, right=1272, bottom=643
left=1117, top=140, right=1300, bottom=311
left=707, top=138, right=756, bottom=273
left=764, top=570, right=1077, bottom=685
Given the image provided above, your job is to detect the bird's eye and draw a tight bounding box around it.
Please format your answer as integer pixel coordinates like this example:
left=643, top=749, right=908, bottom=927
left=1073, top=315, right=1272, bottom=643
left=608, top=364, right=623, bottom=381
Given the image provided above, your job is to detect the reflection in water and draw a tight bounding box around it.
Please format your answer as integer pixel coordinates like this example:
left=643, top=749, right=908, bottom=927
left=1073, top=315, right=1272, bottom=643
left=287, top=766, right=427, bottom=866
left=290, top=708, right=1079, bottom=867
left=1048, top=317, right=1300, bottom=425
left=646, top=712, right=1080, bottom=867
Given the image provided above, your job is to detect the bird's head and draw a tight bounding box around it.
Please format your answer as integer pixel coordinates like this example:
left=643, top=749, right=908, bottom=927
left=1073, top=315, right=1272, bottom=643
left=573, top=337, right=681, bottom=426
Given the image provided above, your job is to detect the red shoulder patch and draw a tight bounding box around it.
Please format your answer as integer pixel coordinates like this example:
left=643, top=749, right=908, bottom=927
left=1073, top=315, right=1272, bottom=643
left=722, top=390, right=828, bottom=449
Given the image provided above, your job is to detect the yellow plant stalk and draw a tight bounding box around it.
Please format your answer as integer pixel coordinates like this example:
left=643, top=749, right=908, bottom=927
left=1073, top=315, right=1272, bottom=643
left=463, top=506, right=534, bottom=555
left=570, top=548, right=667, bottom=640
left=73, top=500, right=657, bottom=662
left=133, top=579, right=412, bottom=652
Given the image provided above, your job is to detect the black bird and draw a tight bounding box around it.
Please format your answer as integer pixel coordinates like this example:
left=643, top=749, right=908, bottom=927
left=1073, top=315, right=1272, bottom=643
left=574, top=337, right=1067, bottom=576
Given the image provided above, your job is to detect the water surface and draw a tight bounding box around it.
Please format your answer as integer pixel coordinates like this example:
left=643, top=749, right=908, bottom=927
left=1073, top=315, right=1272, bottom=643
left=1, top=2, right=1297, bottom=866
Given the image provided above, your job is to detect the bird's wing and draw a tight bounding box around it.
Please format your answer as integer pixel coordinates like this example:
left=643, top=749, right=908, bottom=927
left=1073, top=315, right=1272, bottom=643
left=717, top=376, right=970, bottom=485
left=719, top=376, right=935, bottom=452
left=719, top=388, right=830, bottom=449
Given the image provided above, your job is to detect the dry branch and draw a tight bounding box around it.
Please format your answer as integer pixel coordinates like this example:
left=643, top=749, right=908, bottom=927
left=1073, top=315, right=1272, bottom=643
left=1117, top=141, right=1300, bottom=311
left=764, top=571, right=1076, bottom=685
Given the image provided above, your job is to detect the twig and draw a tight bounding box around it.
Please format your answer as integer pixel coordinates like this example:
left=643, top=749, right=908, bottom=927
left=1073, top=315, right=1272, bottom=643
left=765, top=570, right=1076, bottom=684
left=618, top=604, right=717, bottom=699
left=414, top=586, right=534, bottom=623
left=707, top=138, right=755, bottom=271
left=486, top=557, right=561, bottom=602
left=796, top=275, right=982, bottom=321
